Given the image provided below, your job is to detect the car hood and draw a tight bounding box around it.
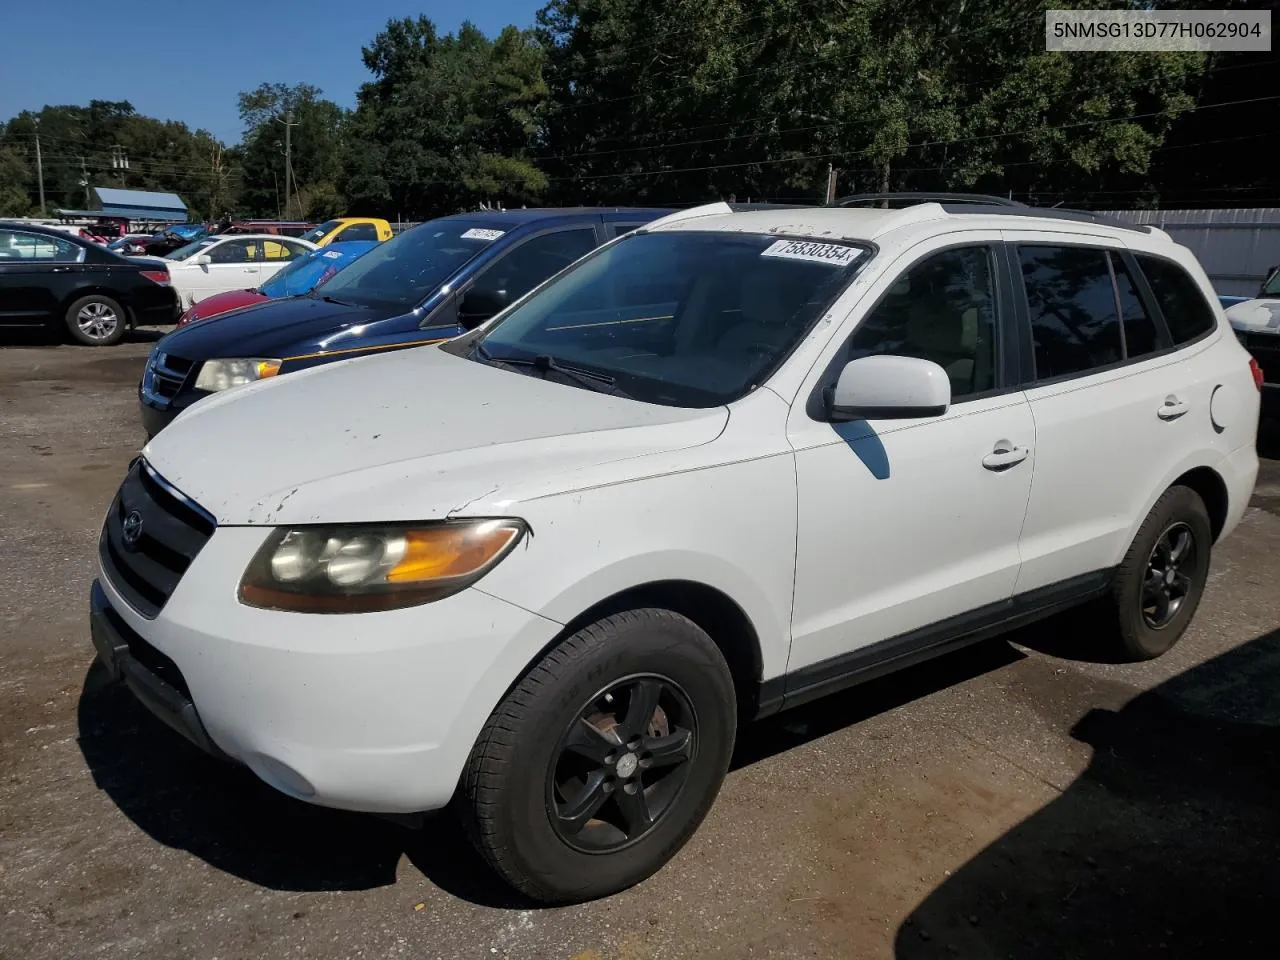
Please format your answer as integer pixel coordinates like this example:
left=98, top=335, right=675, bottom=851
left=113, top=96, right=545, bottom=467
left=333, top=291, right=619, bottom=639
left=143, top=345, right=728, bottom=525
left=156, top=296, right=396, bottom=359
left=179, top=289, right=268, bottom=325
left=1226, top=298, right=1280, bottom=333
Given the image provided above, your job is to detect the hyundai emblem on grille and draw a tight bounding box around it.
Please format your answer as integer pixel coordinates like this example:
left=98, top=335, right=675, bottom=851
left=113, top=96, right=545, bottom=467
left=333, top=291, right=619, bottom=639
left=121, top=510, right=144, bottom=547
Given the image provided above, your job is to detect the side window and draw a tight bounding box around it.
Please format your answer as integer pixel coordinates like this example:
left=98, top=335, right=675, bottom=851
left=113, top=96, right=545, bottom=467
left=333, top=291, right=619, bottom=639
left=608, top=222, right=643, bottom=238
left=1020, top=246, right=1124, bottom=380
left=471, top=228, right=598, bottom=304
left=262, top=240, right=305, bottom=261
left=847, top=246, right=998, bottom=400
left=340, top=223, right=379, bottom=242
left=0, top=230, right=80, bottom=262
left=207, top=240, right=255, bottom=264
left=1112, top=257, right=1160, bottom=358
left=1134, top=254, right=1217, bottom=344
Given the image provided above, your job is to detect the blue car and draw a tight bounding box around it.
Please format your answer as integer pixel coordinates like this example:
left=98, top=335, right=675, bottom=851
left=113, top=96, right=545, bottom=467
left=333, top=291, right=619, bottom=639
left=138, top=208, right=671, bottom=434
left=173, top=241, right=378, bottom=327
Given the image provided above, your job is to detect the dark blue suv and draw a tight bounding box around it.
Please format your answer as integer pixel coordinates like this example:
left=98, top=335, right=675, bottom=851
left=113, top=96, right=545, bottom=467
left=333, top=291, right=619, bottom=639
left=138, top=207, right=671, bottom=435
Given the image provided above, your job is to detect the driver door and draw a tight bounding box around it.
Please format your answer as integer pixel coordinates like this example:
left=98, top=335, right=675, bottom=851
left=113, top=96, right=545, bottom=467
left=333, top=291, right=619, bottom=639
left=784, top=237, right=1036, bottom=687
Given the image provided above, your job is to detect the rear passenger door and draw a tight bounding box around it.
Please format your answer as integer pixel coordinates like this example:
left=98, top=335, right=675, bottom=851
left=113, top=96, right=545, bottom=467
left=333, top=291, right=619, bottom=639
left=1008, top=236, right=1206, bottom=595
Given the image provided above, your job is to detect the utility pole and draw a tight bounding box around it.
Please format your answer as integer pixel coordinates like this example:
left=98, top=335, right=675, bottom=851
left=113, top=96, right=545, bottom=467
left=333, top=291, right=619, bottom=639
left=824, top=164, right=839, bottom=205
left=275, top=112, right=299, bottom=218
left=78, top=156, right=90, bottom=209
left=34, top=124, right=46, bottom=215
left=110, top=145, right=129, bottom=186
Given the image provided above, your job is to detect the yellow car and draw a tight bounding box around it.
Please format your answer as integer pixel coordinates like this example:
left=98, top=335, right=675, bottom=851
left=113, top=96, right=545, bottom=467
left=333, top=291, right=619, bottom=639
left=300, top=217, right=393, bottom=246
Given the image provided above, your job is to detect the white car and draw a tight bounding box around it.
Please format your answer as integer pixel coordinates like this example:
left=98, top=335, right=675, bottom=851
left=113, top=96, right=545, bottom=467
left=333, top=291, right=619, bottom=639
left=91, top=199, right=1260, bottom=903
left=156, top=234, right=317, bottom=308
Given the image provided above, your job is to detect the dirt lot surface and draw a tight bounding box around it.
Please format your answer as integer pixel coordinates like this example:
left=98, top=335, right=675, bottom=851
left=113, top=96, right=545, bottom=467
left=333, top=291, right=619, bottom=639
left=2, top=336, right=1278, bottom=960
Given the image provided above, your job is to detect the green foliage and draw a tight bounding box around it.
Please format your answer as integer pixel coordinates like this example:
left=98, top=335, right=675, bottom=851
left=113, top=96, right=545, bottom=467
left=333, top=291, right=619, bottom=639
left=0, top=101, right=236, bottom=219
left=237, top=83, right=348, bottom=218
left=341, top=17, right=549, bottom=217
left=0, top=142, right=33, bottom=216
left=0, top=3, right=1254, bottom=217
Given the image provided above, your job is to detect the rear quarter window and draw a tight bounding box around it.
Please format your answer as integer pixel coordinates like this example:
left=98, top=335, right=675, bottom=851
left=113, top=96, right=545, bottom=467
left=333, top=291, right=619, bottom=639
left=1134, top=254, right=1217, bottom=345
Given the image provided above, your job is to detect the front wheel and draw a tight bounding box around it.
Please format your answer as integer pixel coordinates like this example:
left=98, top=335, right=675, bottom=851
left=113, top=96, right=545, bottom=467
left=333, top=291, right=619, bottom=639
left=66, top=295, right=126, bottom=346
left=460, top=608, right=737, bottom=903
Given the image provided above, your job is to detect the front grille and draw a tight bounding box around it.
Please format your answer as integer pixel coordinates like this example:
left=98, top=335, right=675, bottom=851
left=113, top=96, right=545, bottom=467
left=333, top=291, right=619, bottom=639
left=99, top=460, right=215, bottom=618
left=147, top=352, right=195, bottom=400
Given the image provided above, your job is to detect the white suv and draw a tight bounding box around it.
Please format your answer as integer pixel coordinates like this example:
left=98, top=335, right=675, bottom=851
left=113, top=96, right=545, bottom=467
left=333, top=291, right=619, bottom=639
left=91, top=199, right=1261, bottom=903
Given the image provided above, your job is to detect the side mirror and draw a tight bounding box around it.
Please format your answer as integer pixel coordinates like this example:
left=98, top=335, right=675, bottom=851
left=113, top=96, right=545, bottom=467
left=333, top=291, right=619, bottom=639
left=824, top=355, right=951, bottom=421
left=194, top=254, right=212, bottom=266
left=457, top=287, right=510, bottom=330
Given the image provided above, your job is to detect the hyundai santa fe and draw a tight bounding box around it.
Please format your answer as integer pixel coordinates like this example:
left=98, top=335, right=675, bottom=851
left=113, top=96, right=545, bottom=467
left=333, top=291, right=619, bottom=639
left=90, top=198, right=1261, bottom=903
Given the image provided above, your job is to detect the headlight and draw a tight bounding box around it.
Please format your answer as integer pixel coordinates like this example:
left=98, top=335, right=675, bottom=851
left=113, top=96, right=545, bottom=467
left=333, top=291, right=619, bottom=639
left=238, top=519, right=526, bottom=613
left=195, top=357, right=282, bottom=392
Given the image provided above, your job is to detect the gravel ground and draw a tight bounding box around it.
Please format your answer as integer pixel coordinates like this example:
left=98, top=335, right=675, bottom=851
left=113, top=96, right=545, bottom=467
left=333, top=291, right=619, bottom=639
left=1, top=335, right=1278, bottom=960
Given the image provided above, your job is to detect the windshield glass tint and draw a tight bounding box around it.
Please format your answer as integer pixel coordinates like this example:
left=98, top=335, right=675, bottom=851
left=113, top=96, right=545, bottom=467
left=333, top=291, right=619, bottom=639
left=477, top=231, right=868, bottom=407
left=315, top=219, right=507, bottom=308
left=301, top=219, right=342, bottom=244
left=166, top=238, right=215, bottom=261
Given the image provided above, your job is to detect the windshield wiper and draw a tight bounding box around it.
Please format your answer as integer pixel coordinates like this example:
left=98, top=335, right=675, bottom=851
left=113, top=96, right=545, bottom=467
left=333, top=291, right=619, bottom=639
left=474, top=344, right=629, bottom=398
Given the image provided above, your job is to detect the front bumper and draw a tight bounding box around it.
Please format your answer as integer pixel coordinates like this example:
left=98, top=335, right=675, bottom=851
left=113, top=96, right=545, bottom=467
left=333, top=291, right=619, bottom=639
left=91, top=525, right=563, bottom=814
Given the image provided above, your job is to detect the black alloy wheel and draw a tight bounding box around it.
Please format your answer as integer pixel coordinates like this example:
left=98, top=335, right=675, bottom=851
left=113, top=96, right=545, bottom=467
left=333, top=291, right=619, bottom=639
left=548, top=674, right=697, bottom=853
left=1141, top=521, right=1197, bottom=630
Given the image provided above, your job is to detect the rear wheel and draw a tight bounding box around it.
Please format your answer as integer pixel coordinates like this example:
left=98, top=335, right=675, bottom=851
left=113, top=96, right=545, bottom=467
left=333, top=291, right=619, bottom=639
left=460, top=608, right=736, bottom=903
left=66, top=295, right=126, bottom=346
left=1106, top=486, right=1212, bottom=661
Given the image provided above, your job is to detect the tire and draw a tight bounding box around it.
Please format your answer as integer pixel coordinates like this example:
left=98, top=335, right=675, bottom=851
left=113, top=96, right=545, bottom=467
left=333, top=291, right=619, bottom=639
left=1105, top=485, right=1212, bottom=661
left=66, top=294, right=127, bottom=346
left=460, top=608, right=737, bottom=903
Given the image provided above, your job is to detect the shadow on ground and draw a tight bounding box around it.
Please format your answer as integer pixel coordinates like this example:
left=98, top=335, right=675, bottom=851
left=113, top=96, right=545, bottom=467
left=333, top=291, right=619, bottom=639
left=896, top=628, right=1280, bottom=959
left=0, top=327, right=165, bottom=348
left=76, top=637, right=1025, bottom=908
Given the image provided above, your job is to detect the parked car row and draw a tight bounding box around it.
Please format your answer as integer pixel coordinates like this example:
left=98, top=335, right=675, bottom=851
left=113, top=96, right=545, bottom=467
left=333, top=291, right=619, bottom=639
left=1225, top=262, right=1280, bottom=419
left=88, top=196, right=1261, bottom=905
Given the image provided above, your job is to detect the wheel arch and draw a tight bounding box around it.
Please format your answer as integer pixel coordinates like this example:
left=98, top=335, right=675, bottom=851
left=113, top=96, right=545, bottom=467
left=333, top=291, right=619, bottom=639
left=1172, top=465, right=1229, bottom=542
left=557, top=579, right=766, bottom=719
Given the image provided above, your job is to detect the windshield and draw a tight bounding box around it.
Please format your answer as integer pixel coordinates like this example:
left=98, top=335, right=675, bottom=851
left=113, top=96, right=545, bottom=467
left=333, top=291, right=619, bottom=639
left=165, top=238, right=217, bottom=261
left=474, top=231, right=869, bottom=407
left=260, top=248, right=355, bottom=298
left=315, top=219, right=507, bottom=309
left=1263, top=266, right=1280, bottom=298
left=301, top=219, right=342, bottom=244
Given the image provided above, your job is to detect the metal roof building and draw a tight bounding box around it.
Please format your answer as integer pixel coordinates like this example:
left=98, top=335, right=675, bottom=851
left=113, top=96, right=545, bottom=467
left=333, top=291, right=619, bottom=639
left=57, top=187, right=188, bottom=222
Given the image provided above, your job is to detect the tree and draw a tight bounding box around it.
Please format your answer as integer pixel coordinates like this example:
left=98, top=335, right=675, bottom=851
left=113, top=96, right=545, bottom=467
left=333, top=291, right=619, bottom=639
left=0, top=142, right=32, bottom=216
left=0, top=101, right=236, bottom=219
left=341, top=17, right=549, bottom=217
left=237, top=83, right=347, bottom=218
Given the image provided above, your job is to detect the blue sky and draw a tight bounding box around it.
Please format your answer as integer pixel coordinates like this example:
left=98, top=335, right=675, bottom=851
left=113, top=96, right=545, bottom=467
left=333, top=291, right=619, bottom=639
left=0, top=1, right=543, bottom=144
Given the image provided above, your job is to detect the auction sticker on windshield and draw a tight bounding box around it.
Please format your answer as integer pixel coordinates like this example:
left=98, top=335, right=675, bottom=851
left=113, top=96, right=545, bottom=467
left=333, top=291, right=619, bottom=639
left=761, top=239, right=862, bottom=267
left=461, top=228, right=505, bottom=241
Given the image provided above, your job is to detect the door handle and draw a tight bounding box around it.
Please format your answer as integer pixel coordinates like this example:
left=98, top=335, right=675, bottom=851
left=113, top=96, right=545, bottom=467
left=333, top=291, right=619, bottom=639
left=1157, top=396, right=1189, bottom=421
left=982, top=442, right=1029, bottom=471
left=243, top=267, right=257, bottom=273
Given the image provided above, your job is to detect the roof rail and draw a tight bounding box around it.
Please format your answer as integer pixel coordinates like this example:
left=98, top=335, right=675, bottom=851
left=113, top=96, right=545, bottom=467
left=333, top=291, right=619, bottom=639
left=641, top=201, right=734, bottom=231
left=835, top=192, right=1027, bottom=208
left=938, top=203, right=1155, bottom=235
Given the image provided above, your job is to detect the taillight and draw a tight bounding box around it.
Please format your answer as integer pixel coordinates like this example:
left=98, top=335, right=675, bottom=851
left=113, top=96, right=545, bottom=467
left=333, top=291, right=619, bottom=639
left=140, top=270, right=170, bottom=286
left=1250, top=356, right=1264, bottom=392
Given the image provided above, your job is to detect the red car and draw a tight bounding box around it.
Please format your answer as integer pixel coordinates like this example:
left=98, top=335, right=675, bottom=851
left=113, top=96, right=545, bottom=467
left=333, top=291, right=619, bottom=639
left=176, top=287, right=267, bottom=326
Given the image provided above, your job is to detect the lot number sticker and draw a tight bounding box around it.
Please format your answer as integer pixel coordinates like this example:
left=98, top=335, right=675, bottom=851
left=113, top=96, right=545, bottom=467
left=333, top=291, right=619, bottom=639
left=461, top=228, right=506, bottom=241
left=761, top=239, right=861, bottom=267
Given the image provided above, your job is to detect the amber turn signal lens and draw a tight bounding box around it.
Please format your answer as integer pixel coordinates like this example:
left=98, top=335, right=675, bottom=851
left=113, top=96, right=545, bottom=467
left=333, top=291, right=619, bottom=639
left=387, top=523, right=522, bottom=583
